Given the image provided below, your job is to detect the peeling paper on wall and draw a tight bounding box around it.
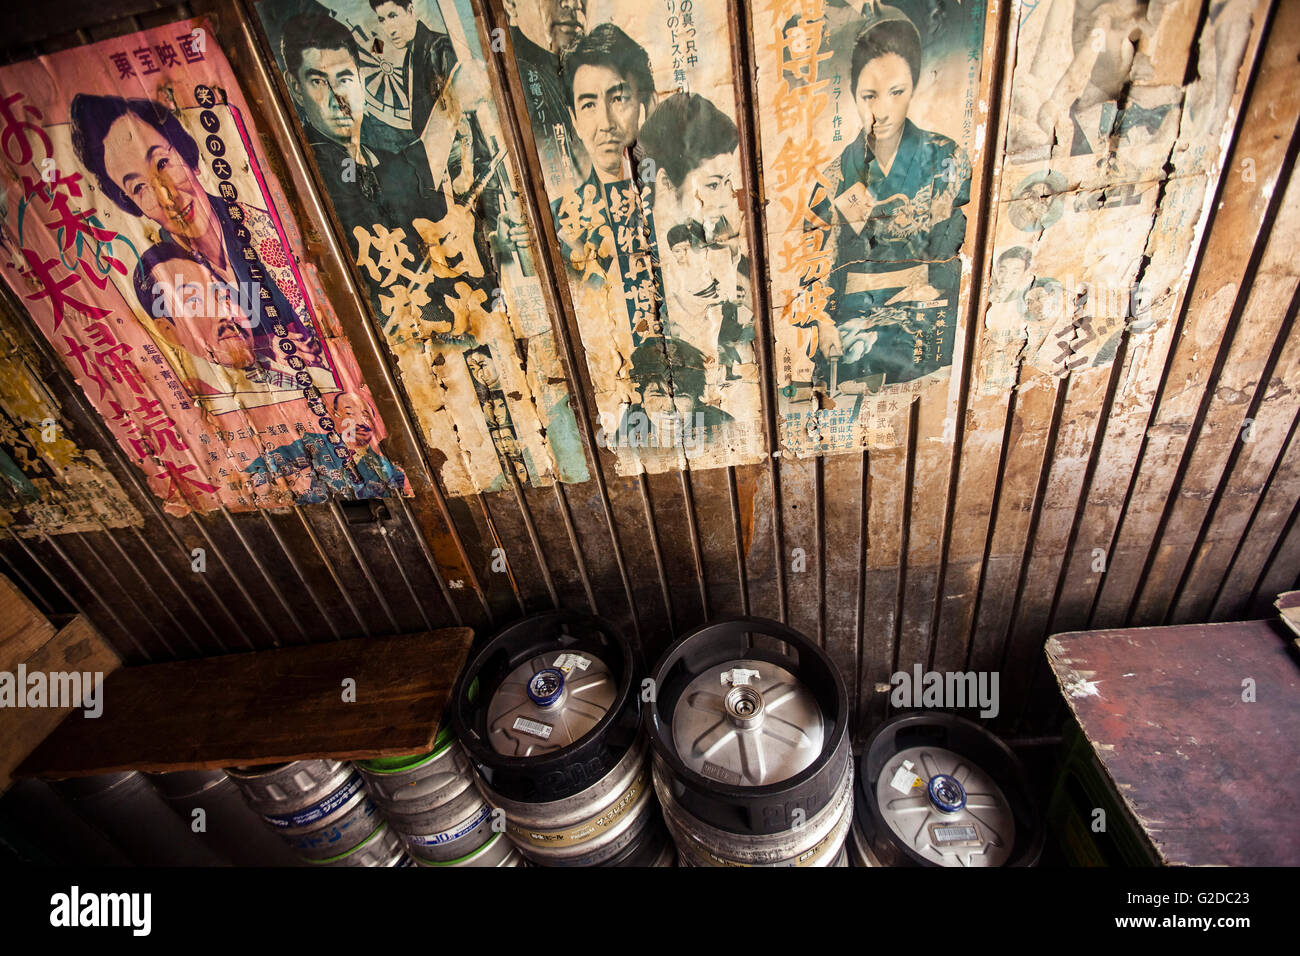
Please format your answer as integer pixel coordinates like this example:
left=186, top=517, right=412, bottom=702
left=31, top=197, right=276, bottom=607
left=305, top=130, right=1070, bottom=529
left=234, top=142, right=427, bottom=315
left=501, top=0, right=768, bottom=476
left=756, top=0, right=989, bottom=455
left=0, top=316, right=141, bottom=536
left=0, top=18, right=413, bottom=516
left=976, top=0, right=1259, bottom=395
left=255, top=0, right=590, bottom=496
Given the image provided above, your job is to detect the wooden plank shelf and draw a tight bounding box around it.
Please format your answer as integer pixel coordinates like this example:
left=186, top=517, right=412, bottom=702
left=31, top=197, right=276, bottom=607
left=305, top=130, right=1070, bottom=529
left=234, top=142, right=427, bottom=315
left=15, top=628, right=474, bottom=779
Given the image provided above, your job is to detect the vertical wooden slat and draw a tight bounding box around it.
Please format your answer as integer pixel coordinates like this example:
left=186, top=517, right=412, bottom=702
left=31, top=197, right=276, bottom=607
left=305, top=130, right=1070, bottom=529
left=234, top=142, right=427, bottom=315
left=1076, top=1, right=1286, bottom=629
left=1211, top=415, right=1300, bottom=619
left=779, top=456, right=819, bottom=642
left=1142, top=158, right=1300, bottom=623
left=862, top=439, right=907, bottom=732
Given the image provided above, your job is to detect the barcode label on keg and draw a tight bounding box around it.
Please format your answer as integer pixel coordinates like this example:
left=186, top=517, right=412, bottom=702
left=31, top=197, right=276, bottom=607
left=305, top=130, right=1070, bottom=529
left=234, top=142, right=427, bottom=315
left=552, top=653, right=590, bottom=673
left=932, top=825, right=979, bottom=845
left=513, top=716, right=554, bottom=740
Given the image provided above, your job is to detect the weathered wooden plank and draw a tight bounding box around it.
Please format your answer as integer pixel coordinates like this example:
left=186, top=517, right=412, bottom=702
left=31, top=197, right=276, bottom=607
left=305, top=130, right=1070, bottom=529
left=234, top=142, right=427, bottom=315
left=688, top=467, right=746, bottom=619
left=822, top=452, right=862, bottom=697
left=647, top=471, right=708, bottom=634
left=1210, top=415, right=1300, bottom=620
left=741, top=460, right=784, bottom=623
left=1, top=615, right=122, bottom=793
left=999, top=365, right=1114, bottom=713
left=0, top=573, right=56, bottom=668
left=17, top=628, right=474, bottom=778
left=1135, top=153, right=1300, bottom=624
left=1046, top=620, right=1300, bottom=866
left=1089, top=0, right=1289, bottom=628
left=478, top=487, right=553, bottom=614
left=968, top=373, right=1060, bottom=685
left=897, top=392, right=942, bottom=675
left=1170, top=286, right=1300, bottom=623
left=779, top=455, right=820, bottom=643
left=862, top=439, right=907, bottom=733
left=1251, top=500, right=1300, bottom=616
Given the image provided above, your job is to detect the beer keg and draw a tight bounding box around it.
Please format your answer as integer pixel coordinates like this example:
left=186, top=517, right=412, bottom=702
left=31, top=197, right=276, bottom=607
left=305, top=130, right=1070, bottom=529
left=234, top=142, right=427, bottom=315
left=646, top=617, right=853, bottom=866
left=226, top=761, right=380, bottom=862
left=856, top=712, right=1043, bottom=866
left=53, top=771, right=227, bottom=866
left=148, top=769, right=301, bottom=866
left=302, top=822, right=408, bottom=867
left=452, top=610, right=653, bottom=866
left=412, top=831, right=525, bottom=867
left=357, top=726, right=495, bottom=863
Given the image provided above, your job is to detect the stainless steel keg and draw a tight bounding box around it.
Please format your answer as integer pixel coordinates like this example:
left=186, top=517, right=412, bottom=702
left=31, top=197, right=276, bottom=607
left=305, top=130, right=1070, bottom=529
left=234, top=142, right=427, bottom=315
left=855, top=712, right=1043, bottom=866
left=148, top=769, right=302, bottom=866
left=226, top=761, right=380, bottom=862
left=646, top=617, right=854, bottom=867
left=52, top=771, right=227, bottom=866
left=357, top=729, right=496, bottom=862
left=411, top=830, right=525, bottom=867
left=452, top=610, right=652, bottom=867
left=302, top=822, right=408, bottom=867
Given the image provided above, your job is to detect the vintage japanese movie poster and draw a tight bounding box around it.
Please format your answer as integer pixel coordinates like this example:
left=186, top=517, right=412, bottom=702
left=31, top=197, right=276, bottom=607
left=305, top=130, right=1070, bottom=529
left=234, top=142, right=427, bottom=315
left=979, top=0, right=1256, bottom=394
left=0, top=18, right=410, bottom=516
left=756, top=0, right=989, bottom=453
left=503, top=0, right=768, bottom=475
left=255, top=0, right=590, bottom=497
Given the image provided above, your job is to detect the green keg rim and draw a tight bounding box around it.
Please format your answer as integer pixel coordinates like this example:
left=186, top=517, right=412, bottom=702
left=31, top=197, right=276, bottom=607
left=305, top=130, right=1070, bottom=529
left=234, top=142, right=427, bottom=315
left=303, top=824, right=387, bottom=865
left=357, top=679, right=476, bottom=772
left=357, top=729, right=450, bottom=773
left=416, top=831, right=501, bottom=866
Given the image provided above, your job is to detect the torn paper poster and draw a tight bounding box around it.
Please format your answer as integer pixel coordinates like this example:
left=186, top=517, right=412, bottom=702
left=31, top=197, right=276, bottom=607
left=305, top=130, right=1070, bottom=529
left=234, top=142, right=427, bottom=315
left=977, top=0, right=1258, bottom=395
left=0, top=18, right=411, bottom=515
left=502, top=0, right=768, bottom=475
left=254, top=0, right=589, bottom=496
left=0, top=309, right=140, bottom=536
left=755, top=0, right=989, bottom=453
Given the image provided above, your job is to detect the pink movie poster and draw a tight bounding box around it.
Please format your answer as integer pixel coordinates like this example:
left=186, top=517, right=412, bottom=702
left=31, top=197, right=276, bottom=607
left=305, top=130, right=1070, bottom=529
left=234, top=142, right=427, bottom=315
left=0, top=17, right=410, bottom=516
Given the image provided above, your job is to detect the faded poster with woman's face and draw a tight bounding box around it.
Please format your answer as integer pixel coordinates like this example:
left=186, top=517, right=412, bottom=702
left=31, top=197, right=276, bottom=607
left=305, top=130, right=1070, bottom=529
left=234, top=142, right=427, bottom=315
left=756, top=0, right=989, bottom=453
left=0, top=18, right=409, bottom=514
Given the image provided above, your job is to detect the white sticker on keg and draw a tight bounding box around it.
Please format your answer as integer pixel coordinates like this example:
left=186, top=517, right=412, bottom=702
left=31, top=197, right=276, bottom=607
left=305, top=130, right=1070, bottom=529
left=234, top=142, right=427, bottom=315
left=721, top=668, right=760, bottom=686
left=513, top=716, right=554, bottom=740
left=889, top=759, right=923, bottom=795
left=552, top=653, right=590, bottom=673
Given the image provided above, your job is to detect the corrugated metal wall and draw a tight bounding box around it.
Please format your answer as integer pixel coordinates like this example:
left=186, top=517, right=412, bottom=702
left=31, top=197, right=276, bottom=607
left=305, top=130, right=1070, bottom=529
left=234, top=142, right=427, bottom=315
left=1, top=0, right=1296, bottom=741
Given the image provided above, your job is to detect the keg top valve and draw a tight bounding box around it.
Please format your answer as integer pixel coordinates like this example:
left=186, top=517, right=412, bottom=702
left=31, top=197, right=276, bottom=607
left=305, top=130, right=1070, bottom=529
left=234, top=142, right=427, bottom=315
left=722, top=671, right=765, bottom=729
left=927, top=773, right=967, bottom=813
left=526, top=667, right=566, bottom=707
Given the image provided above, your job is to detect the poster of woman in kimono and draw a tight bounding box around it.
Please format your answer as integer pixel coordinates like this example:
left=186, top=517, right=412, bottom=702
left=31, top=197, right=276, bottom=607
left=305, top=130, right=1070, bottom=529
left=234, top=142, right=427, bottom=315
left=757, top=0, right=989, bottom=454
left=0, top=20, right=409, bottom=514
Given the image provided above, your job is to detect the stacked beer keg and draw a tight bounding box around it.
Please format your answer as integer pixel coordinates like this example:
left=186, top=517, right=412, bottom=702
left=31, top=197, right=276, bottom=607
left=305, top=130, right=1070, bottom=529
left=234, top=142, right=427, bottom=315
left=452, top=610, right=669, bottom=866
left=225, top=760, right=407, bottom=866
left=646, top=617, right=854, bottom=866
left=852, top=712, right=1043, bottom=867
left=355, top=721, right=523, bottom=867
left=51, top=771, right=228, bottom=866
left=148, top=769, right=302, bottom=866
